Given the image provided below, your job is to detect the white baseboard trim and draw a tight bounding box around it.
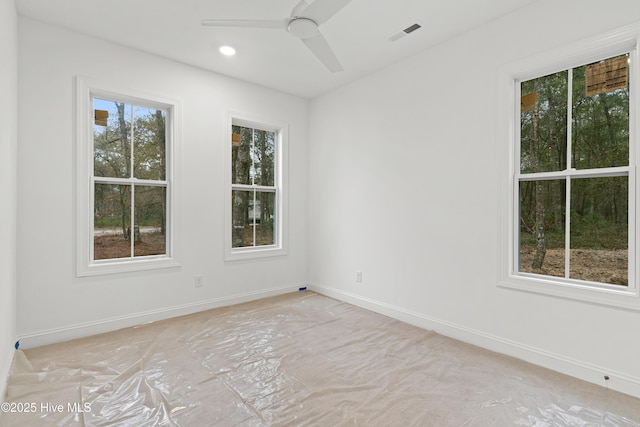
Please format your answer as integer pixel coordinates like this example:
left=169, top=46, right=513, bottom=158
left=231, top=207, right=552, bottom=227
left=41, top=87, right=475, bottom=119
left=309, top=282, right=640, bottom=399
left=17, top=284, right=304, bottom=349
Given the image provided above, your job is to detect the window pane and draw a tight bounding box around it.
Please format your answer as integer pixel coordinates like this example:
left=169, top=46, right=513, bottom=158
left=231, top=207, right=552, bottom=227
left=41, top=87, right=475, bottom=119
left=572, top=54, right=629, bottom=170
left=94, top=99, right=131, bottom=179
left=254, top=191, right=275, bottom=246
left=520, top=71, right=568, bottom=173
left=232, top=190, right=253, bottom=247
left=570, top=176, right=628, bottom=285
left=519, top=180, right=566, bottom=277
left=232, top=125, right=252, bottom=185
left=134, top=107, right=166, bottom=180
left=252, top=129, right=275, bottom=186
left=94, top=184, right=131, bottom=260
left=232, top=190, right=276, bottom=248
left=133, top=185, right=167, bottom=257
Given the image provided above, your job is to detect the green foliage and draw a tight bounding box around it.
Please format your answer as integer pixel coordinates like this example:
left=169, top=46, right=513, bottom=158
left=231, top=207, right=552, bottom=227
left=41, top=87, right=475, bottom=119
left=570, top=211, right=627, bottom=250
left=521, top=71, right=568, bottom=173
left=94, top=215, right=121, bottom=228
left=93, top=100, right=166, bottom=240
left=519, top=54, right=630, bottom=267
left=231, top=124, right=277, bottom=247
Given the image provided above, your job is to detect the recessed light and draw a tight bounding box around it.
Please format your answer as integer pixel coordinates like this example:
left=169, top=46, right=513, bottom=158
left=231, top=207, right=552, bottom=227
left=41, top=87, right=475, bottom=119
left=219, top=46, right=236, bottom=56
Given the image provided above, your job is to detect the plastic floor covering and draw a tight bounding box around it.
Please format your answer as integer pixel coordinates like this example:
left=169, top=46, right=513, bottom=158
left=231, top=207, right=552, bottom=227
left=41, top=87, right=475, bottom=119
left=2, top=291, right=640, bottom=426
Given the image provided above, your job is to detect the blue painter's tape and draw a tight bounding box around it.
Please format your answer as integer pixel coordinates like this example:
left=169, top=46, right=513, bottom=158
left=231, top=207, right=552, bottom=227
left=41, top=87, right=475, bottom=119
left=299, top=287, right=307, bottom=291
left=14, top=341, right=19, bottom=350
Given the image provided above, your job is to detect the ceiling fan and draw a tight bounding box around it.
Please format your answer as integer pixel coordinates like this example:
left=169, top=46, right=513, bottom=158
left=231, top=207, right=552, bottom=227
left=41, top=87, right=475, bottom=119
left=202, top=0, right=352, bottom=73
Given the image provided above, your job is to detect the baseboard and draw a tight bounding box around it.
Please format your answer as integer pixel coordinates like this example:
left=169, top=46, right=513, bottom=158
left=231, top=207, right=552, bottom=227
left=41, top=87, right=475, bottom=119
left=309, top=282, right=640, bottom=399
left=17, top=284, right=303, bottom=349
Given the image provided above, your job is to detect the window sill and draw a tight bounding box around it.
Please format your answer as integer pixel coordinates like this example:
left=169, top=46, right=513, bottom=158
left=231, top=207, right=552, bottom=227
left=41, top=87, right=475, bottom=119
left=77, top=256, right=181, bottom=277
left=225, top=246, right=287, bottom=262
left=499, top=273, right=640, bottom=311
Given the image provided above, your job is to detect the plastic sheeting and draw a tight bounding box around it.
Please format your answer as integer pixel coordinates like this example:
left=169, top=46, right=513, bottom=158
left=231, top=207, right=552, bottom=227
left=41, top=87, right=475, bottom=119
left=2, top=291, right=640, bottom=426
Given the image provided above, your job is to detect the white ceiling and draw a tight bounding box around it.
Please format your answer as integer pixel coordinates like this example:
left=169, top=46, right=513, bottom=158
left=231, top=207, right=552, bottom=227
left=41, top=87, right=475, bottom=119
left=16, top=0, right=539, bottom=98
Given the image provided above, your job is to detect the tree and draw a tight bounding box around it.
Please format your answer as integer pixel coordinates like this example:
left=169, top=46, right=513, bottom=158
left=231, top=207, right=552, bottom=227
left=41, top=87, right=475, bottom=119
left=519, top=54, right=629, bottom=282
left=93, top=99, right=167, bottom=258
left=231, top=126, right=276, bottom=247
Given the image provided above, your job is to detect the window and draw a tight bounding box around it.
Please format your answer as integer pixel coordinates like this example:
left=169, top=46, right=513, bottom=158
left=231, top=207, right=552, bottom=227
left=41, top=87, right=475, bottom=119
left=517, top=53, right=631, bottom=288
left=225, top=114, right=288, bottom=260
left=76, top=78, right=180, bottom=276
left=500, top=30, right=640, bottom=308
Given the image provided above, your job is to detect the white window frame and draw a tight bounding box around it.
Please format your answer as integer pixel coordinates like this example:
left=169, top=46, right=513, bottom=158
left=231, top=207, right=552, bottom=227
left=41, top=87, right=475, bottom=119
left=498, top=25, right=640, bottom=310
left=224, top=112, right=288, bottom=261
left=75, top=76, right=181, bottom=276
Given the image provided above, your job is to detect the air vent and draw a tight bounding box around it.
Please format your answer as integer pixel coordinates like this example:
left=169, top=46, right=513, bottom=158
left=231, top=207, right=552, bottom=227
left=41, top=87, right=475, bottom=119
left=403, top=23, right=421, bottom=34
left=389, top=22, right=422, bottom=42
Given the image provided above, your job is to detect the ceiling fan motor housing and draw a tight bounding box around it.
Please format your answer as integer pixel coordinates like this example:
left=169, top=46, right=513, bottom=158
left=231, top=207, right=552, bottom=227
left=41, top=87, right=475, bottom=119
left=288, top=18, right=319, bottom=39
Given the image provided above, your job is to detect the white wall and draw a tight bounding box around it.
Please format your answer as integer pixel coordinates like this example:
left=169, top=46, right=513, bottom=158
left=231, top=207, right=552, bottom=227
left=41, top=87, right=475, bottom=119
left=0, top=0, right=18, bottom=398
left=309, top=0, right=640, bottom=397
left=17, top=18, right=309, bottom=346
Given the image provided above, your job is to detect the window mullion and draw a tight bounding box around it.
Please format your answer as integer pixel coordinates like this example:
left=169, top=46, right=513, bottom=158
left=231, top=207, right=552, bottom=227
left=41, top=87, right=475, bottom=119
left=129, top=105, right=135, bottom=180
left=250, top=129, right=256, bottom=247
left=127, top=184, right=132, bottom=258
left=251, top=128, right=255, bottom=187
left=518, top=166, right=629, bottom=181
left=131, top=178, right=168, bottom=187
left=629, top=50, right=637, bottom=291
left=93, top=176, right=139, bottom=185
left=232, top=184, right=276, bottom=192
left=566, top=69, right=573, bottom=170
left=252, top=189, right=257, bottom=247
left=274, top=190, right=279, bottom=246
left=631, top=165, right=636, bottom=291
left=565, top=177, right=571, bottom=279
left=129, top=106, right=135, bottom=258
left=514, top=82, right=522, bottom=275
left=565, top=68, right=573, bottom=279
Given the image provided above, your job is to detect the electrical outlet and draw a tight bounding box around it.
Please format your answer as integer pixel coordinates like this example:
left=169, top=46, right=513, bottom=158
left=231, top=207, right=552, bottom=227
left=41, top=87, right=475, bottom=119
left=194, top=275, right=204, bottom=288
left=356, top=271, right=363, bottom=283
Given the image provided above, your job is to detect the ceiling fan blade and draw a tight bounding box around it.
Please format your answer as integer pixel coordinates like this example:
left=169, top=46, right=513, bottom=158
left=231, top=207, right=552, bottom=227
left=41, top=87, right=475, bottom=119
left=201, top=19, right=287, bottom=29
left=300, top=0, right=352, bottom=25
left=302, top=31, right=343, bottom=73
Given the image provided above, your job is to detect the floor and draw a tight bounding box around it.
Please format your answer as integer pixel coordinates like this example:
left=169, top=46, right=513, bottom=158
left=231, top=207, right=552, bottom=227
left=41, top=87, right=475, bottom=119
left=2, top=291, right=640, bottom=426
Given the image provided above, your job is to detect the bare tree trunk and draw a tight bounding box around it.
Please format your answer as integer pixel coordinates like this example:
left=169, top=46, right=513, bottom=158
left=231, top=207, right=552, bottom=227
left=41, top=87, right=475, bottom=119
left=232, top=127, right=252, bottom=246
left=532, top=180, right=546, bottom=269
left=154, top=109, right=166, bottom=236
left=116, top=102, right=131, bottom=240
left=119, top=186, right=129, bottom=241
left=530, top=85, right=546, bottom=269
left=542, top=83, right=564, bottom=232
left=600, top=94, right=623, bottom=224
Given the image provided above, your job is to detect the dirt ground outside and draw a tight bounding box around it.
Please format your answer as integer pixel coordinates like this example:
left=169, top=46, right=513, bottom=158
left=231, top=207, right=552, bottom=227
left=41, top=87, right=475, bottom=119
left=519, top=245, right=628, bottom=286
left=94, top=232, right=166, bottom=260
